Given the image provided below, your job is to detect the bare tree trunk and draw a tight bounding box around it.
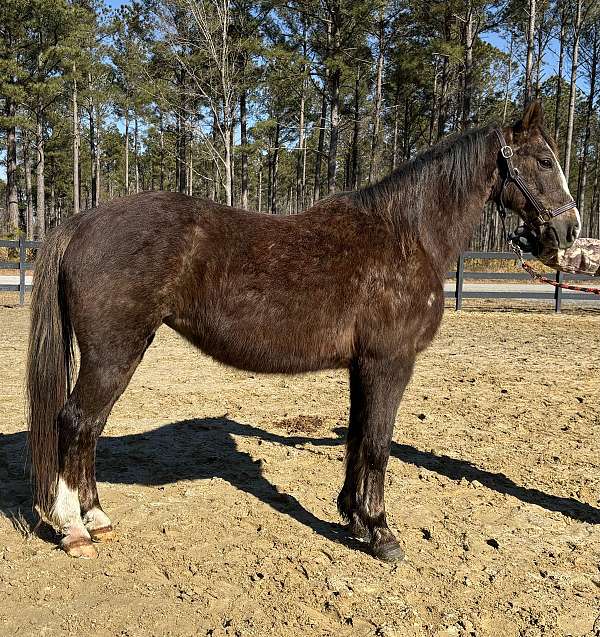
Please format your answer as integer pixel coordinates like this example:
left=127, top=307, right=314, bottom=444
left=392, top=79, right=401, bottom=170
left=5, top=97, right=19, bottom=231
left=159, top=113, right=165, bottom=190
left=270, top=121, right=280, bottom=214
left=576, top=26, right=598, bottom=223
left=524, top=0, right=536, bottom=104
left=211, top=113, right=218, bottom=201
left=72, top=66, right=80, bottom=214
left=267, top=138, right=272, bottom=212
left=327, top=66, right=340, bottom=193
left=175, top=110, right=180, bottom=192
left=224, top=117, right=233, bottom=207
left=296, top=23, right=308, bottom=212
left=49, top=179, right=55, bottom=230
left=314, top=80, right=327, bottom=202
left=461, top=0, right=474, bottom=129
left=124, top=110, right=130, bottom=195
left=437, top=53, right=450, bottom=139
left=94, top=103, right=101, bottom=206
left=188, top=148, right=193, bottom=196
left=258, top=164, right=262, bottom=212
left=403, top=95, right=411, bottom=160
left=36, top=115, right=45, bottom=239
left=428, top=58, right=439, bottom=144
left=296, top=68, right=306, bottom=210
left=134, top=115, right=140, bottom=194
left=351, top=69, right=361, bottom=189
left=534, top=9, right=545, bottom=98
left=590, top=134, right=600, bottom=236
left=502, top=35, right=514, bottom=124
left=88, top=72, right=98, bottom=207
left=240, top=90, right=248, bottom=209
left=554, top=7, right=567, bottom=140
left=229, top=122, right=234, bottom=205
left=564, top=0, right=582, bottom=181
left=368, top=15, right=385, bottom=182
left=25, top=139, right=34, bottom=240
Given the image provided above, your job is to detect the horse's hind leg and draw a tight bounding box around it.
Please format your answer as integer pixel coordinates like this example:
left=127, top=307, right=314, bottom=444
left=53, top=330, right=156, bottom=557
left=337, top=356, right=414, bottom=562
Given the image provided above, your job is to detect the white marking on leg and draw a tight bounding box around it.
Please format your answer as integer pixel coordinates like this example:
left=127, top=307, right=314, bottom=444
left=51, top=477, right=89, bottom=538
left=83, top=507, right=112, bottom=531
left=427, top=292, right=436, bottom=307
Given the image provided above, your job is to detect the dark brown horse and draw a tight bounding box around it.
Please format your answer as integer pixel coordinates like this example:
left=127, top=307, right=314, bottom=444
left=27, top=102, right=579, bottom=561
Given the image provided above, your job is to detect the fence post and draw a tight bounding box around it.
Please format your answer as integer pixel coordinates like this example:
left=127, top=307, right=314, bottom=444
left=455, top=254, right=464, bottom=311
left=554, top=270, right=562, bottom=313
left=19, top=235, right=26, bottom=306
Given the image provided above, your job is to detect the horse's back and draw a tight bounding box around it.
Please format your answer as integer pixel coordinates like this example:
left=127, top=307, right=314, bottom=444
left=58, top=191, right=442, bottom=373
left=166, top=195, right=384, bottom=372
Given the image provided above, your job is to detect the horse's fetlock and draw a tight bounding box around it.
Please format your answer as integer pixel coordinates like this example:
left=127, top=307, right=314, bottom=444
left=336, top=489, right=353, bottom=519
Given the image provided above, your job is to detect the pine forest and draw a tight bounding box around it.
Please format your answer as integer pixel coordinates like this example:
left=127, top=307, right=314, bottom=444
left=1, top=0, right=599, bottom=250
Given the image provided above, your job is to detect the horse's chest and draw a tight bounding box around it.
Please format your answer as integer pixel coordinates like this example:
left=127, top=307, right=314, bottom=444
left=366, top=274, right=444, bottom=355
left=414, top=290, right=444, bottom=352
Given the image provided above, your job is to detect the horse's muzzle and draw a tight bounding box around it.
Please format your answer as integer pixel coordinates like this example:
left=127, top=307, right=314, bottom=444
left=543, top=209, right=580, bottom=250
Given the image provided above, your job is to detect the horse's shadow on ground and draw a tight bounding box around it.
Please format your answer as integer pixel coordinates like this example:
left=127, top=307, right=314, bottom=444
left=1, top=417, right=599, bottom=548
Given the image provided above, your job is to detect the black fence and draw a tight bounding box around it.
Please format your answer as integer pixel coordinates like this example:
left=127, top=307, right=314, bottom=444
left=445, top=251, right=600, bottom=312
left=1, top=239, right=598, bottom=312
left=0, top=237, right=41, bottom=306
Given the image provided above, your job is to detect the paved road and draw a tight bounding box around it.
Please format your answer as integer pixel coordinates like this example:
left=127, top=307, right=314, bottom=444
left=1, top=275, right=598, bottom=304
left=0, top=275, right=32, bottom=286
left=442, top=281, right=599, bottom=302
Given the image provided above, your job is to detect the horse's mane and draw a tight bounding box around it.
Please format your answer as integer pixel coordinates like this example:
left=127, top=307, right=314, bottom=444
left=354, top=125, right=496, bottom=223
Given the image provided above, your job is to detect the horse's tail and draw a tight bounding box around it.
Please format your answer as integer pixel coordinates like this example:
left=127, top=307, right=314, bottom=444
left=27, top=215, right=85, bottom=519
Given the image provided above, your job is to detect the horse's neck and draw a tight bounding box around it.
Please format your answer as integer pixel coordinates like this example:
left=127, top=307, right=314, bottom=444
left=417, top=157, right=498, bottom=276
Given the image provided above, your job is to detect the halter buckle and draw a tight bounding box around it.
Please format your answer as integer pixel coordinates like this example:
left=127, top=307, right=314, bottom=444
left=500, top=145, right=514, bottom=159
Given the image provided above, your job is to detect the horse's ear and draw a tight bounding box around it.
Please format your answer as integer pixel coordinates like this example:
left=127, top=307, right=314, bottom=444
left=521, top=100, right=544, bottom=131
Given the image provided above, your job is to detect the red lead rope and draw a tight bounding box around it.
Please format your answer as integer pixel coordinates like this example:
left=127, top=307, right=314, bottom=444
left=510, top=244, right=600, bottom=295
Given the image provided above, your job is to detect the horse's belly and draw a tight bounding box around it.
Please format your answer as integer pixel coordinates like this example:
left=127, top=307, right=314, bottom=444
left=165, top=313, right=354, bottom=374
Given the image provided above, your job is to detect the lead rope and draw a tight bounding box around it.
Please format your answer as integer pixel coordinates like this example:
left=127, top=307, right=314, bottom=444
left=510, top=242, right=600, bottom=295
left=496, top=206, right=600, bottom=295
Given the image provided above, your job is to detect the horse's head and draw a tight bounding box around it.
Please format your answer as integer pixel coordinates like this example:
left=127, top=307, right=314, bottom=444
left=493, top=101, right=580, bottom=252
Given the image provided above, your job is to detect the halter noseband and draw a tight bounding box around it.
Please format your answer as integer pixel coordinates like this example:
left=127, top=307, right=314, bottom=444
left=494, top=129, right=577, bottom=227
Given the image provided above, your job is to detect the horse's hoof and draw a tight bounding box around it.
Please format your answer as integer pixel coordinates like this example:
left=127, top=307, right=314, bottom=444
left=89, top=525, right=116, bottom=543
left=372, top=540, right=405, bottom=563
left=61, top=537, right=98, bottom=559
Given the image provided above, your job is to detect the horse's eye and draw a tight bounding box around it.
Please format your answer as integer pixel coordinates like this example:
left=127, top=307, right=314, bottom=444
left=538, top=158, right=553, bottom=169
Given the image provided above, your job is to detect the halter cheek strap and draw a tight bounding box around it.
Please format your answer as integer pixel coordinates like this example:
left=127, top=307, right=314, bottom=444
left=494, top=129, right=577, bottom=226
left=493, top=130, right=600, bottom=296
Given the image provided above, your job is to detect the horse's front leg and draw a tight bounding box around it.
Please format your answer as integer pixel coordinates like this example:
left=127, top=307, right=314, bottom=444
left=338, top=355, right=415, bottom=561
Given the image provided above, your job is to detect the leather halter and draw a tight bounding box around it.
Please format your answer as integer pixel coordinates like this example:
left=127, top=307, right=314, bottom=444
left=494, top=129, right=577, bottom=227
left=494, top=131, right=600, bottom=296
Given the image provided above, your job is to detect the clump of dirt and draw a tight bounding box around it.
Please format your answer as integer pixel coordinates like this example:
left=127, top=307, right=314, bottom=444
left=274, top=415, right=325, bottom=434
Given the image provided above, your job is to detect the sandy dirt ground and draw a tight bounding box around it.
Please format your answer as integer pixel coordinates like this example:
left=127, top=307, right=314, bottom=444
left=1, top=298, right=599, bottom=637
